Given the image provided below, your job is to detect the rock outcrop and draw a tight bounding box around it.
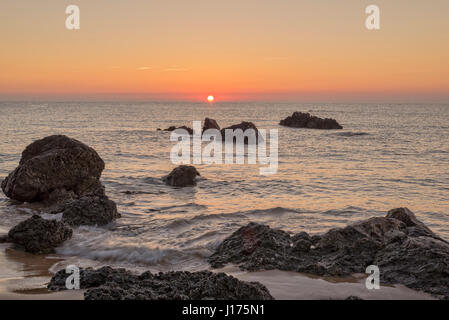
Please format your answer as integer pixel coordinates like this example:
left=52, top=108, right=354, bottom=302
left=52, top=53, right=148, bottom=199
left=280, top=112, right=343, bottom=129
left=163, top=165, right=200, bottom=187
left=1, top=135, right=105, bottom=203
left=48, top=266, right=273, bottom=300
left=7, top=215, right=72, bottom=254
left=209, top=208, right=449, bottom=299
left=221, top=121, right=262, bottom=144
left=1, top=135, right=120, bottom=227
left=202, top=118, right=220, bottom=133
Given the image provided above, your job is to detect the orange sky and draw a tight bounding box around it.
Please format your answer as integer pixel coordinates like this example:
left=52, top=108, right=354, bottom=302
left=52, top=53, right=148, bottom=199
left=1, top=0, right=448, bottom=101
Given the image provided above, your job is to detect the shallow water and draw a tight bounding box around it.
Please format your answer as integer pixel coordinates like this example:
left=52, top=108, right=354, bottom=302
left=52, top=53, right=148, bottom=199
left=0, top=101, right=448, bottom=272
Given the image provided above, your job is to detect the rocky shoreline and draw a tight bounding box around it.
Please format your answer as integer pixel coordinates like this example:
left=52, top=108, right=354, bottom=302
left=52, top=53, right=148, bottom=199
left=209, top=208, right=449, bottom=300
left=1, top=135, right=448, bottom=300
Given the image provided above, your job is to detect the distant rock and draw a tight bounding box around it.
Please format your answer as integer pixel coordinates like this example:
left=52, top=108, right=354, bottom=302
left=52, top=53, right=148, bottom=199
left=7, top=215, right=72, bottom=254
left=202, top=118, right=221, bottom=133
left=280, top=112, right=342, bottom=129
left=163, top=126, right=193, bottom=135
left=48, top=266, right=274, bottom=300
left=163, top=165, right=200, bottom=187
left=221, top=121, right=262, bottom=144
left=61, top=195, right=120, bottom=227
left=1, top=135, right=105, bottom=203
left=209, top=208, right=449, bottom=299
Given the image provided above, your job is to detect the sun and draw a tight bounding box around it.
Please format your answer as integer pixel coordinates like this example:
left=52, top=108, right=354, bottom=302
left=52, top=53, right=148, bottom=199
left=207, top=95, right=215, bottom=102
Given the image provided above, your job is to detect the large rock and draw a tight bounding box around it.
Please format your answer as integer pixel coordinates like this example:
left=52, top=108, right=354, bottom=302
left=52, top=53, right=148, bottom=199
left=209, top=208, right=449, bottom=299
left=280, top=112, right=343, bottom=129
left=163, top=165, right=200, bottom=187
left=220, top=121, right=262, bottom=144
left=1, top=135, right=105, bottom=203
left=202, top=118, right=220, bottom=133
left=48, top=266, right=273, bottom=300
left=7, top=215, right=72, bottom=254
left=61, top=195, right=120, bottom=227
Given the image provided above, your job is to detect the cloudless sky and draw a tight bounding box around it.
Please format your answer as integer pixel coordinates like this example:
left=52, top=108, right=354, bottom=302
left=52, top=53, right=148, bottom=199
left=1, top=0, right=448, bottom=101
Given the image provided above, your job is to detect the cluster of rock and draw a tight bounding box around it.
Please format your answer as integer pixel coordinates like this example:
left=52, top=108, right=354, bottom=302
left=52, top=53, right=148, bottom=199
left=280, top=112, right=343, bottom=129
left=1, top=135, right=120, bottom=254
left=160, top=118, right=262, bottom=144
left=48, top=266, right=273, bottom=300
left=209, top=208, right=449, bottom=299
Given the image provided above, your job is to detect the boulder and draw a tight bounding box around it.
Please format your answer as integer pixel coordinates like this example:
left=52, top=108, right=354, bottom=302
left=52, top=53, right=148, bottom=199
left=1, top=135, right=105, bottom=203
left=220, top=121, right=262, bottom=144
left=7, top=215, right=72, bottom=254
left=61, top=195, right=120, bottom=227
left=48, top=266, right=274, bottom=300
left=209, top=208, right=449, bottom=299
left=202, top=118, right=220, bottom=133
left=163, top=165, right=200, bottom=187
left=280, top=112, right=342, bottom=129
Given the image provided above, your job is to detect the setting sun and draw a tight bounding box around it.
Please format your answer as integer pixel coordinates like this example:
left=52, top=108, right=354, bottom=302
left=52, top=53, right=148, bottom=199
left=207, top=95, right=215, bottom=102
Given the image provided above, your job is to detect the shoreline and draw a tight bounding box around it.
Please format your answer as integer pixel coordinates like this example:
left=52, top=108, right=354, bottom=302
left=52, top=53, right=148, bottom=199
left=0, top=243, right=435, bottom=300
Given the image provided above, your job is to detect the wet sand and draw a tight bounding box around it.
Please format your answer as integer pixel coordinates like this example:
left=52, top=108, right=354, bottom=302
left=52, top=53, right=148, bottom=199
left=0, top=240, right=435, bottom=300
left=217, top=266, right=435, bottom=300
left=0, top=243, right=84, bottom=300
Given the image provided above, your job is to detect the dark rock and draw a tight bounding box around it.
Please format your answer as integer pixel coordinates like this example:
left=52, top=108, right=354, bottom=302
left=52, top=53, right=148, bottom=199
left=345, top=296, right=363, bottom=300
left=163, top=165, right=200, bottom=187
left=61, top=195, right=120, bottom=226
left=7, top=215, right=72, bottom=254
left=280, top=112, right=342, bottom=129
left=209, top=208, right=449, bottom=299
left=48, top=266, right=273, bottom=300
left=220, top=121, right=262, bottom=144
left=163, top=126, right=193, bottom=135
left=1, top=135, right=105, bottom=203
left=0, top=235, right=10, bottom=243
left=202, top=118, right=220, bottom=133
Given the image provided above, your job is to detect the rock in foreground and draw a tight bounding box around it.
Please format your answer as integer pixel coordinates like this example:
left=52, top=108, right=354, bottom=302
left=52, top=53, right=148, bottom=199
left=280, top=112, right=342, bottom=129
left=7, top=215, right=72, bottom=254
left=163, top=165, right=200, bottom=187
left=209, top=208, right=449, bottom=299
left=1, top=135, right=105, bottom=203
left=61, top=195, right=120, bottom=226
left=48, top=266, right=273, bottom=300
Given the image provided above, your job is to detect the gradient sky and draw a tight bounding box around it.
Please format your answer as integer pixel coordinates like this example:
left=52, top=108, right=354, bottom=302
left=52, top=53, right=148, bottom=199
left=1, top=0, right=448, bottom=101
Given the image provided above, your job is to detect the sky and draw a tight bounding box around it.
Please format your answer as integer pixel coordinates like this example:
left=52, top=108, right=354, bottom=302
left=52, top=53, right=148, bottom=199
left=1, top=0, right=448, bottom=102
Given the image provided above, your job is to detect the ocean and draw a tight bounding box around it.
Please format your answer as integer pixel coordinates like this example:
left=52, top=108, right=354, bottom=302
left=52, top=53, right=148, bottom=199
left=0, top=101, right=448, bottom=274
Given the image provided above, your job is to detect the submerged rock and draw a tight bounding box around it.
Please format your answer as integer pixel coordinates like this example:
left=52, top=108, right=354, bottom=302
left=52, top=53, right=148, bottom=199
left=7, top=215, right=72, bottom=254
left=202, top=118, right=221, bottom=133
left=1, top=135, right=105, bottom=203
left=280, top=112, right=342, bottom=129
left=220, top=121, right=262, bottom=144
left=61, top=195, right=120, bottom=227
left=163, top=165, right=200, bottom=187
left=48, top=266, right=273, bottom=300
left=209, top=208, right=449, bottom=299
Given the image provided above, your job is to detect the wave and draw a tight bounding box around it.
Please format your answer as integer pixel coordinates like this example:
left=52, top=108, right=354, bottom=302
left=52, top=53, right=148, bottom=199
left=56, top=245, right=210, bottom=267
